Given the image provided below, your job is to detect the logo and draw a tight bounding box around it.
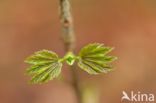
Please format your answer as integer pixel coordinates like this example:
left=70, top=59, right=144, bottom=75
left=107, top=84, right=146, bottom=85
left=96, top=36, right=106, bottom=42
left=121, top=91, right=155, bottom=102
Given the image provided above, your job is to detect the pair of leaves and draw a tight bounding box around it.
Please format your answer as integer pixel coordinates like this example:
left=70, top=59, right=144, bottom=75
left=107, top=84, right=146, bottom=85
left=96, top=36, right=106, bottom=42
left=25, top=43, right=117, bottom=84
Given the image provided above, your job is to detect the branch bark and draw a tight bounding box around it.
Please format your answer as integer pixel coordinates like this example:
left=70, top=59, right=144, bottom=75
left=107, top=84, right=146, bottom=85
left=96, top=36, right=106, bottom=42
left=59, top=0, right=82, bottom=103
left=59, top=0, right=75, bottom=51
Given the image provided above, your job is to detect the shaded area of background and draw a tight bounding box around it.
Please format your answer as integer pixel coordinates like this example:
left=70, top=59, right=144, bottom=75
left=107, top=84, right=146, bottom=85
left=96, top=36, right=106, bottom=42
left=0, top=0, right=156, bottom=103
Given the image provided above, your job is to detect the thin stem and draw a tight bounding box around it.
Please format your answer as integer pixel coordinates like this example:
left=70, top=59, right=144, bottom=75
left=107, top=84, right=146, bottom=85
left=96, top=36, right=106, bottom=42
left=71, top=64, right=82, bottom=103
left=59, top=0, right=82, bottom=103
left=59, top=0, right=75, bottom=51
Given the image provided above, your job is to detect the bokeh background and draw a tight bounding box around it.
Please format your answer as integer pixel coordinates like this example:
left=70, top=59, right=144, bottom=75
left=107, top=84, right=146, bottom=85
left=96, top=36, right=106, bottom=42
left=0, top=0, right=156, bottom=103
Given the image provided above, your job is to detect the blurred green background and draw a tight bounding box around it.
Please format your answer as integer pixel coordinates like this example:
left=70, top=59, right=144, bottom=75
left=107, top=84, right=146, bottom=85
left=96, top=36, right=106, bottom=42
left=0, top=0, right=156, bottom=103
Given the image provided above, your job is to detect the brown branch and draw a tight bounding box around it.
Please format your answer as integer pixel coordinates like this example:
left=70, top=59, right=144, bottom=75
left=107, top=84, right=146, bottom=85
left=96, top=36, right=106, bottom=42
left=59, top=0, right=75, bottom=51
left=59, top=0, right=82, bottom=103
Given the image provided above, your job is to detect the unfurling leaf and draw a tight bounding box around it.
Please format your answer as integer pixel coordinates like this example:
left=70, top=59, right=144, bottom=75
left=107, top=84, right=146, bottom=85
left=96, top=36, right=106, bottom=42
left=77, top=43, right=117, bottom=74
left=25, top=50, right=62, bottom=84
left=64, top=52, right=76, bottom=65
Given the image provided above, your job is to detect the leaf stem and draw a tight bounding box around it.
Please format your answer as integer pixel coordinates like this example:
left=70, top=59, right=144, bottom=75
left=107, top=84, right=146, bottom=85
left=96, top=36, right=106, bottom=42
left=59, top=0, right=82, bottom=103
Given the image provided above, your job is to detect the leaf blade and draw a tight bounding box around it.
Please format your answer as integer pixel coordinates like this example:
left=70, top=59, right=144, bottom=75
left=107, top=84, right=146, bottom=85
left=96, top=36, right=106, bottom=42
left=78, top=43, right=117, bottom=74
left=25, top=50, right=62, bottom=84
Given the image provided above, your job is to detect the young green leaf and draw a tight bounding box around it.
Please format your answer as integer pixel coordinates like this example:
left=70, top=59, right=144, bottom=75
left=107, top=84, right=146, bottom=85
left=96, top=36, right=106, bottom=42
left=25, top=50, right=62, bottom=84
left=78, top=43, right=117, bottom=74
left=64, top=52, right=76, bottom=65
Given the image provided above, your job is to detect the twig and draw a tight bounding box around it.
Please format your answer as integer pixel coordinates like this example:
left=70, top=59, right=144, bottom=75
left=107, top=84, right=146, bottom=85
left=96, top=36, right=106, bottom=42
left=59, top=0, right=75, bottom=51
left=59, top=0, right=82, bottom=103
